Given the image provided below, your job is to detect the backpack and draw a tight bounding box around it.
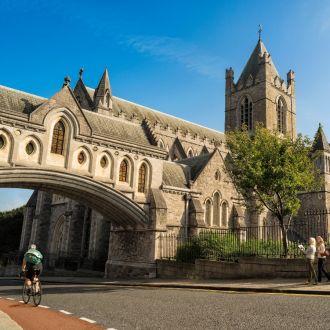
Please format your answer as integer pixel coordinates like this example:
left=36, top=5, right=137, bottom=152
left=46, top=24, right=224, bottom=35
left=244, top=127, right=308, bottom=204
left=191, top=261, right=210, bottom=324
left=25, top=252, right=41, bottom=265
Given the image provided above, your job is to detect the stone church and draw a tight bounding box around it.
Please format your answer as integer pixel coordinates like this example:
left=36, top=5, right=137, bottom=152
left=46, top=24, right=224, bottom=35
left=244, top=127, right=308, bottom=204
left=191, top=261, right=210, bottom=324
left=1, top=37, right=329, bottom=277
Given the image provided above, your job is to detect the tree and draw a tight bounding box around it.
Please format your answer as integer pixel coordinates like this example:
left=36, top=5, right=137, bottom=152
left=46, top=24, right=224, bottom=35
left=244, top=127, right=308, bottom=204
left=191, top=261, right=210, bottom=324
left=225, top=125, right=321, bottom=256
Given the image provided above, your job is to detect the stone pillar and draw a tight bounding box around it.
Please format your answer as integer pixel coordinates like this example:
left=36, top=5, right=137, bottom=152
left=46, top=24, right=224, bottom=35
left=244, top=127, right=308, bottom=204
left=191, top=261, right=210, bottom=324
left=19, top=206, right=35, bottom=252
left=105, top=228, right=157, bottom=279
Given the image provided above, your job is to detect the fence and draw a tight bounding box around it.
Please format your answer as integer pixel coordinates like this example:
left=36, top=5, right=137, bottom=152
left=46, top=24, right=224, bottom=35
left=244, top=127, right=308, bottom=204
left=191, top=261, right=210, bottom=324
left=159, top=216, right=330, bottom=263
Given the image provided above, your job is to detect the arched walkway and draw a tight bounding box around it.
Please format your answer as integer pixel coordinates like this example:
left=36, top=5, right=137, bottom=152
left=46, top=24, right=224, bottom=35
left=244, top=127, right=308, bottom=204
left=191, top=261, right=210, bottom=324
left=0, top=167, right=148, bottom=228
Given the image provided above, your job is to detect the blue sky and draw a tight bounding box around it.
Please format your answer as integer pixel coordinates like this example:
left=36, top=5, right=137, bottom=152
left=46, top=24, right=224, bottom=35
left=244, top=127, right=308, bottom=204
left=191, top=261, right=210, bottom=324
left=0, top=0, right=330, bottom=210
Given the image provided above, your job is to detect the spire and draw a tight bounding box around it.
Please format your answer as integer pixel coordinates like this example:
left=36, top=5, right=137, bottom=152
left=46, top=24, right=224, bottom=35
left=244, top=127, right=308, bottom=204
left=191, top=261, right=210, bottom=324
left=94, top=68, right=112, bottom=112
left=237, top=39, right=280, bottom=85
left=312, top=124, right=330, bottom=152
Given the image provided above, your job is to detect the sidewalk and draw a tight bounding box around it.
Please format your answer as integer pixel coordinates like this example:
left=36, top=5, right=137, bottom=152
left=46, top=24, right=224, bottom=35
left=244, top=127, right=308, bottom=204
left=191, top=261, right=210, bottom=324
left=0, top=311, right=22, bottom=330
left=28, top=276, right=330, bottom=295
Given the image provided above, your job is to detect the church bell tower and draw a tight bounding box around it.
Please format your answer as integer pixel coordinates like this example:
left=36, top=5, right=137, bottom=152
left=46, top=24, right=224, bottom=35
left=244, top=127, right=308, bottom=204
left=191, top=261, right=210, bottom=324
left=225, top=32, right=296, bottom=139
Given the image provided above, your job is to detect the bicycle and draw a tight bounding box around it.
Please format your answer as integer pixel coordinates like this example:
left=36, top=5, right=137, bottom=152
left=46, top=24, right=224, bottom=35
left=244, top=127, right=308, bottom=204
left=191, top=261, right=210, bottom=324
left=22, top=269, right=42, bottom=306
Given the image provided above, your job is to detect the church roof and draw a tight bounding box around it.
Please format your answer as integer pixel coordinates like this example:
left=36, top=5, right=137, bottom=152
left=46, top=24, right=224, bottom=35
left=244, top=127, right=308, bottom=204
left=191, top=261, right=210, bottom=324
left=0, top=85, right=46, bottom=115
left=312, top=124, right=330, bottom=152
left=162, top=162, right=189, bottom=188
left=238, top=39, right=280, bottom=84
left=84, top=87, right=225, bottom=143
left=177, top=151, right=214, bottom=181
left=82, top=110, right=151, bottom=145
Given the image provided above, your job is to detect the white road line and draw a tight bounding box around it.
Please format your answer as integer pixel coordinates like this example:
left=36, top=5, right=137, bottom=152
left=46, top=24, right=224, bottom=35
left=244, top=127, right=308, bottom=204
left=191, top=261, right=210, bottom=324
left=59, top=310, right=72, bottom=315
left=107, top=328, right=118, bottom=330
left=38, top=305, right=50, bottom=309
left=6, top=298, right=14, bottom=300
left=19, top=301, right=24, bottom=303
left=80, top=317, right=96, bottom=323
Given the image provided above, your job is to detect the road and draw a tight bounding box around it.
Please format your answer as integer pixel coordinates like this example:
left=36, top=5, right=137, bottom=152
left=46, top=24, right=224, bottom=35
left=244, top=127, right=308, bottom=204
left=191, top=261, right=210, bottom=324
left=1, top=279, right=330, bottom=329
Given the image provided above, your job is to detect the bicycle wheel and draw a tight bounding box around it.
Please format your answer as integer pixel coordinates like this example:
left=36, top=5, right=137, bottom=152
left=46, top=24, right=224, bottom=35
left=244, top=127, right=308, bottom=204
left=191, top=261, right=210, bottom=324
left=22, top=282, right=30, bottom=304
left=32, top=281, right=42, bottom=306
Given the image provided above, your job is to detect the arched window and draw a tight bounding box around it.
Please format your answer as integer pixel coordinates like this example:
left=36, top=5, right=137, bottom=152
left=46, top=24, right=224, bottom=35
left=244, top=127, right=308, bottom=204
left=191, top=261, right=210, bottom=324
left=0, top=135, right=6, bottom=150
left=138, top=163, right=147, bottom=193
left=51, top=121, right=65, bottom=155
left=240, top=96, right=253, bottom=130
left=77, top=151, right=86, bottom=164
left=119, top=159, right=128, bottom=182
left=205, top=199, right=212, bottom=226
left=52, top=215, right=65, bottom=257
left=213, top=192, right=220, bottom=226
left=277, top=98, right=285, bottom=133
left=187, top=149, right=194, bottom=158
left=221, top=201, right=229, bottom=227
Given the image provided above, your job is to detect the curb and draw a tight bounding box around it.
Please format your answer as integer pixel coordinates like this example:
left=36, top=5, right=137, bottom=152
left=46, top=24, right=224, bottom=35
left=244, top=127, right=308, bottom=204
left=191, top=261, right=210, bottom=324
left=39, top=279, right=330, bottom=296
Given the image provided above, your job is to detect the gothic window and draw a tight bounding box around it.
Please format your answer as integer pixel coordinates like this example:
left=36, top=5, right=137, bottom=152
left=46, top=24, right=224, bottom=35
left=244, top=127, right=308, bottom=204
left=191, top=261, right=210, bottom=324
left=119, top=159, right=128, bottom=182
left=78, top=151, right=86, bottom=164
left=213, top=192, right=221, bottom=226
left=187, top=149, right=194, bottom=158
left=205, top=199, right=212, bottom=226
left=221, top=201, right=229, bottom=227
left=51, top=121, right=65, bottom=155
left=277, top=98, right=285, bottom=133
left=158, top=140, right=164, bottom=149
left=52, top=216, right=65, bottom=257
left=138, top=163, right=147, bottom=193
left=240, top=96, right=253, bottom=130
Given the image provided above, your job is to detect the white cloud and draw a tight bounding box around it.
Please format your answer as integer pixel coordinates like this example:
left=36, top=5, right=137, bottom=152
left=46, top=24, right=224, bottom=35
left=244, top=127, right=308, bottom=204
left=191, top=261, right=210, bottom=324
left=123, top=35, right=223, bottom=79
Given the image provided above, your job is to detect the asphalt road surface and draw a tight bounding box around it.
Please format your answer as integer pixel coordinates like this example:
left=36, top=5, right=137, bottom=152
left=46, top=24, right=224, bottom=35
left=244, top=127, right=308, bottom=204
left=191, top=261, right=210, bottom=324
left=1, top=279, right=330, bottom=330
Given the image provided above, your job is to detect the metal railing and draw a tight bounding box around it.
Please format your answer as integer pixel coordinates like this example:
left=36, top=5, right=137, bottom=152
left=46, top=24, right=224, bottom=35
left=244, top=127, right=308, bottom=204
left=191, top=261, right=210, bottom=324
left=159, top=216, right=330, bottom=263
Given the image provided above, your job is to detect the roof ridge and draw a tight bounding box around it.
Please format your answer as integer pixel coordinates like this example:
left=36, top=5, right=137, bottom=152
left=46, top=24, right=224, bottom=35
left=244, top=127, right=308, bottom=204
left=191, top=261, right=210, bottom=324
left=85, top=85, right=224, bottom=137
left=0, top=85, right=47, bottom=100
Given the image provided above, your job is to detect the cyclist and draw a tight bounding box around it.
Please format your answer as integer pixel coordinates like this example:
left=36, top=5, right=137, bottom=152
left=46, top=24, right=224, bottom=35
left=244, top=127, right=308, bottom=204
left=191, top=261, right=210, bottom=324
left=22, top=244, right=43, bottom=293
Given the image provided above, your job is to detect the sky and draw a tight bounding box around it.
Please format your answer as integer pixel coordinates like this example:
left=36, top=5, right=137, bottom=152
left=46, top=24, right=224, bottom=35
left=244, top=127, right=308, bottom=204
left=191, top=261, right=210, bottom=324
left=0, top=0, right=330, bottom=211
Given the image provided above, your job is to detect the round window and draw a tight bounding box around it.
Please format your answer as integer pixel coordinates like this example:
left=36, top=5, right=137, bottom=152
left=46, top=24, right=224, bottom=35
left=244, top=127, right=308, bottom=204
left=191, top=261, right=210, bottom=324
left=78, top=151, right=86, bottom=164
left=100, top=156, right=108, bottom=168
left=25, top=142, right=35, bottom=155
left=0, top=135, right=6, bottom=150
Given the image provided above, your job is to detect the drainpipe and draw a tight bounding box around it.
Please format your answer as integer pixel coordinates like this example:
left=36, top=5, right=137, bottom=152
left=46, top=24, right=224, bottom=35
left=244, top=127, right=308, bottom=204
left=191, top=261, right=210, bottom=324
left=184, top=193, right=192, bottom=238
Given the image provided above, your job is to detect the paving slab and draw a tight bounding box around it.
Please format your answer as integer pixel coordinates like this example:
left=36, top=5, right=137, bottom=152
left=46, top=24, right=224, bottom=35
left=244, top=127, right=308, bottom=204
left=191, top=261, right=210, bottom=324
left=0, top=310, right=22, bottom=330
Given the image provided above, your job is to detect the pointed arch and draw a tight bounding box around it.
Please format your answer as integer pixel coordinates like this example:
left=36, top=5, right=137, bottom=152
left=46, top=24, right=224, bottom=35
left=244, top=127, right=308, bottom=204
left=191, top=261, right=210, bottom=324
left=213, top=192, right=221, bottom=226
left=51, top=120, right=65, bottom=155
left=138, top=163, right=147, bottom=193
left=50, top=215, right=66, bottom=257
left=239, top=95, right=253, bottom=130
left=187, top=148, right=194, bottom=158
left=119, top=159, right=129, bottom=182
left=221, top=201, right=229, bottom=227
left=205, top=198, right=212, bottom=226
left=276, top=96, right=286, bottom=134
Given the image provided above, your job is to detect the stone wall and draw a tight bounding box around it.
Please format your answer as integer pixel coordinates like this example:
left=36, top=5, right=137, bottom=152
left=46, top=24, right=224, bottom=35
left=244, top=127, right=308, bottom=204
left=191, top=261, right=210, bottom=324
left=157, top=258, right=309, bottom=279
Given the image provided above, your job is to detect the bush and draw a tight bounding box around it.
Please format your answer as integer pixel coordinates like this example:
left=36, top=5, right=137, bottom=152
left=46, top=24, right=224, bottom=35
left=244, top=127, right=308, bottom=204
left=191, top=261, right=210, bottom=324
left=175, top=232, right=301, bottom=262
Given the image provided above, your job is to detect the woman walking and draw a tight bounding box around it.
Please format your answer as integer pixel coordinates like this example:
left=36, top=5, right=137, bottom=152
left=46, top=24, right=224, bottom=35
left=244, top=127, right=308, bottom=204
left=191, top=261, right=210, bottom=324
left=316, top=236, right=330, bottom=282
left=299, top=237, right=318, bottom=285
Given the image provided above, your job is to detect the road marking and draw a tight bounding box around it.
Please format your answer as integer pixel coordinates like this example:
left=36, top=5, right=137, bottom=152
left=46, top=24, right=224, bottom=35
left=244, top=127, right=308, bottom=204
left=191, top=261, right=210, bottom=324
left=38, top=305, right=50, bottom=308
left=6, top=298, right=14, bottom=300
left=107, top=328, right=118, bottom=330
left=59, top=310, right=72, bottom=315
left=19, top=300, right=24, bottom=303
left=80, top=317, right=96, bottom=323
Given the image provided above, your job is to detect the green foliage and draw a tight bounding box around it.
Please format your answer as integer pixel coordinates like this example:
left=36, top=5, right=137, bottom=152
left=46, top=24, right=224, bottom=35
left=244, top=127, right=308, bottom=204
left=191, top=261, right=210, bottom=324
left=226, top=125, right=321, bottom=220
left=0, top=206, right=24, bottom=254
left=175, top=233, right=301, bottom=263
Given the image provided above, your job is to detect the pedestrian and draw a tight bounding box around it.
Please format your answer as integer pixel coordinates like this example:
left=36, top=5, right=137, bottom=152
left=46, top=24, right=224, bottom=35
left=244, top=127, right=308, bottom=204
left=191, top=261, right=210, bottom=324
left=298, top=237, right=317, bottom=285
left=316, top=236, right=330, bottom=282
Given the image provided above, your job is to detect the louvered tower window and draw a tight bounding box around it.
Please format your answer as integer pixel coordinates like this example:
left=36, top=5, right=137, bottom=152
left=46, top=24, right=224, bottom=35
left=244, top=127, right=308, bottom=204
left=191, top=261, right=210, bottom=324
left=138, top=163, right=147, bottom=193
left=240, top=97, right=253, bottom=130
left=119, top=159, right=128, bottom=182
left=51, top=121, right=65, bottom=155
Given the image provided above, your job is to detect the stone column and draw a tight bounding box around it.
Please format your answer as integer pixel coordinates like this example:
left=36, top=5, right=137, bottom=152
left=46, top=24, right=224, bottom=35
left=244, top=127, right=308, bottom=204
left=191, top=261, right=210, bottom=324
left=19, top=206, right=35, bottom=252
